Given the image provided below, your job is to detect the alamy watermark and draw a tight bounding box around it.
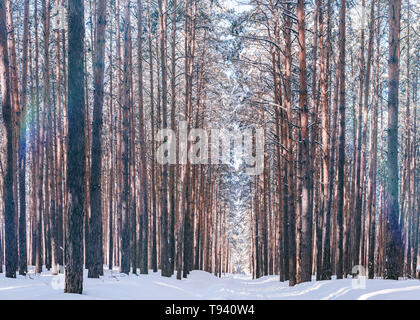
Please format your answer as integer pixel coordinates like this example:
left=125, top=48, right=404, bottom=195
left=156, top=122, right=265, bottom=176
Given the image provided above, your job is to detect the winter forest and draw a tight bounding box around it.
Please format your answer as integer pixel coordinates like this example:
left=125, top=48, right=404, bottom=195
left=0, top=0, right=419, bottom=300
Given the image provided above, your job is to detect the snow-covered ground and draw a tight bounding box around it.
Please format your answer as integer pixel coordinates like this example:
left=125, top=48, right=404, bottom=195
left=0, top=267, right=419, bottom=300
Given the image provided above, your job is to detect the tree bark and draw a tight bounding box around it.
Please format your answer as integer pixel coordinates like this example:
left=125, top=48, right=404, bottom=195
left=0, top=0, right=17, bottom=279
left=158, top=0, right=171, bottom=278
left=120, top=0, right=132, bottom=275
left=18, top=0, right=30, bottom=276
left=65, top=0, right=86, bottom=294
left=297, top=0, right=313, bottom=284
left=385, top=0, right=403, bottom=280
left=137, top=0, right=149, bottom=275
left=336, top=0, right=347, bottom=280
left=88, top=0, right=107, bottom=278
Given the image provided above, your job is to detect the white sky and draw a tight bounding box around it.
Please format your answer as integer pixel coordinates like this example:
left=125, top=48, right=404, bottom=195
left=225, top=0, right=252, bottom=13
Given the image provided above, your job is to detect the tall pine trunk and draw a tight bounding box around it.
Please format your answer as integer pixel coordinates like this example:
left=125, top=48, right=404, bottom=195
left=0, top=0, right=17, bottom=279
left=18, top=0, right=30, bottom=276
left=336, top=0, right=347, bottom=280
left=65, top=0, right=86, bottom=294
left=385, top=0, right=403, bottom=280
left=137, top=0, right=149, bottom=275
left=158, top=0, right=171, bottom=278
left=120, top=0, right=132, bottom=275
left=297, top=0, right=313, bottom=284
left=88, top=0, right=107, bottom=279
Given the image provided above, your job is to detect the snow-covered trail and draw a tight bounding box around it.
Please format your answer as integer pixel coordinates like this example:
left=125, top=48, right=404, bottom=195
left=0, top=267, right=419, bottom=300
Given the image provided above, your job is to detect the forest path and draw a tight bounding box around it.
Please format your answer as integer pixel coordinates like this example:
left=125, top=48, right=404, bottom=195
left=1, top=267, right=419, bottom=300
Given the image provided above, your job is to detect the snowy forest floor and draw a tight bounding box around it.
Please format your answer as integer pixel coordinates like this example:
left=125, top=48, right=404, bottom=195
left=0, top=266, right=419, bottom=300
